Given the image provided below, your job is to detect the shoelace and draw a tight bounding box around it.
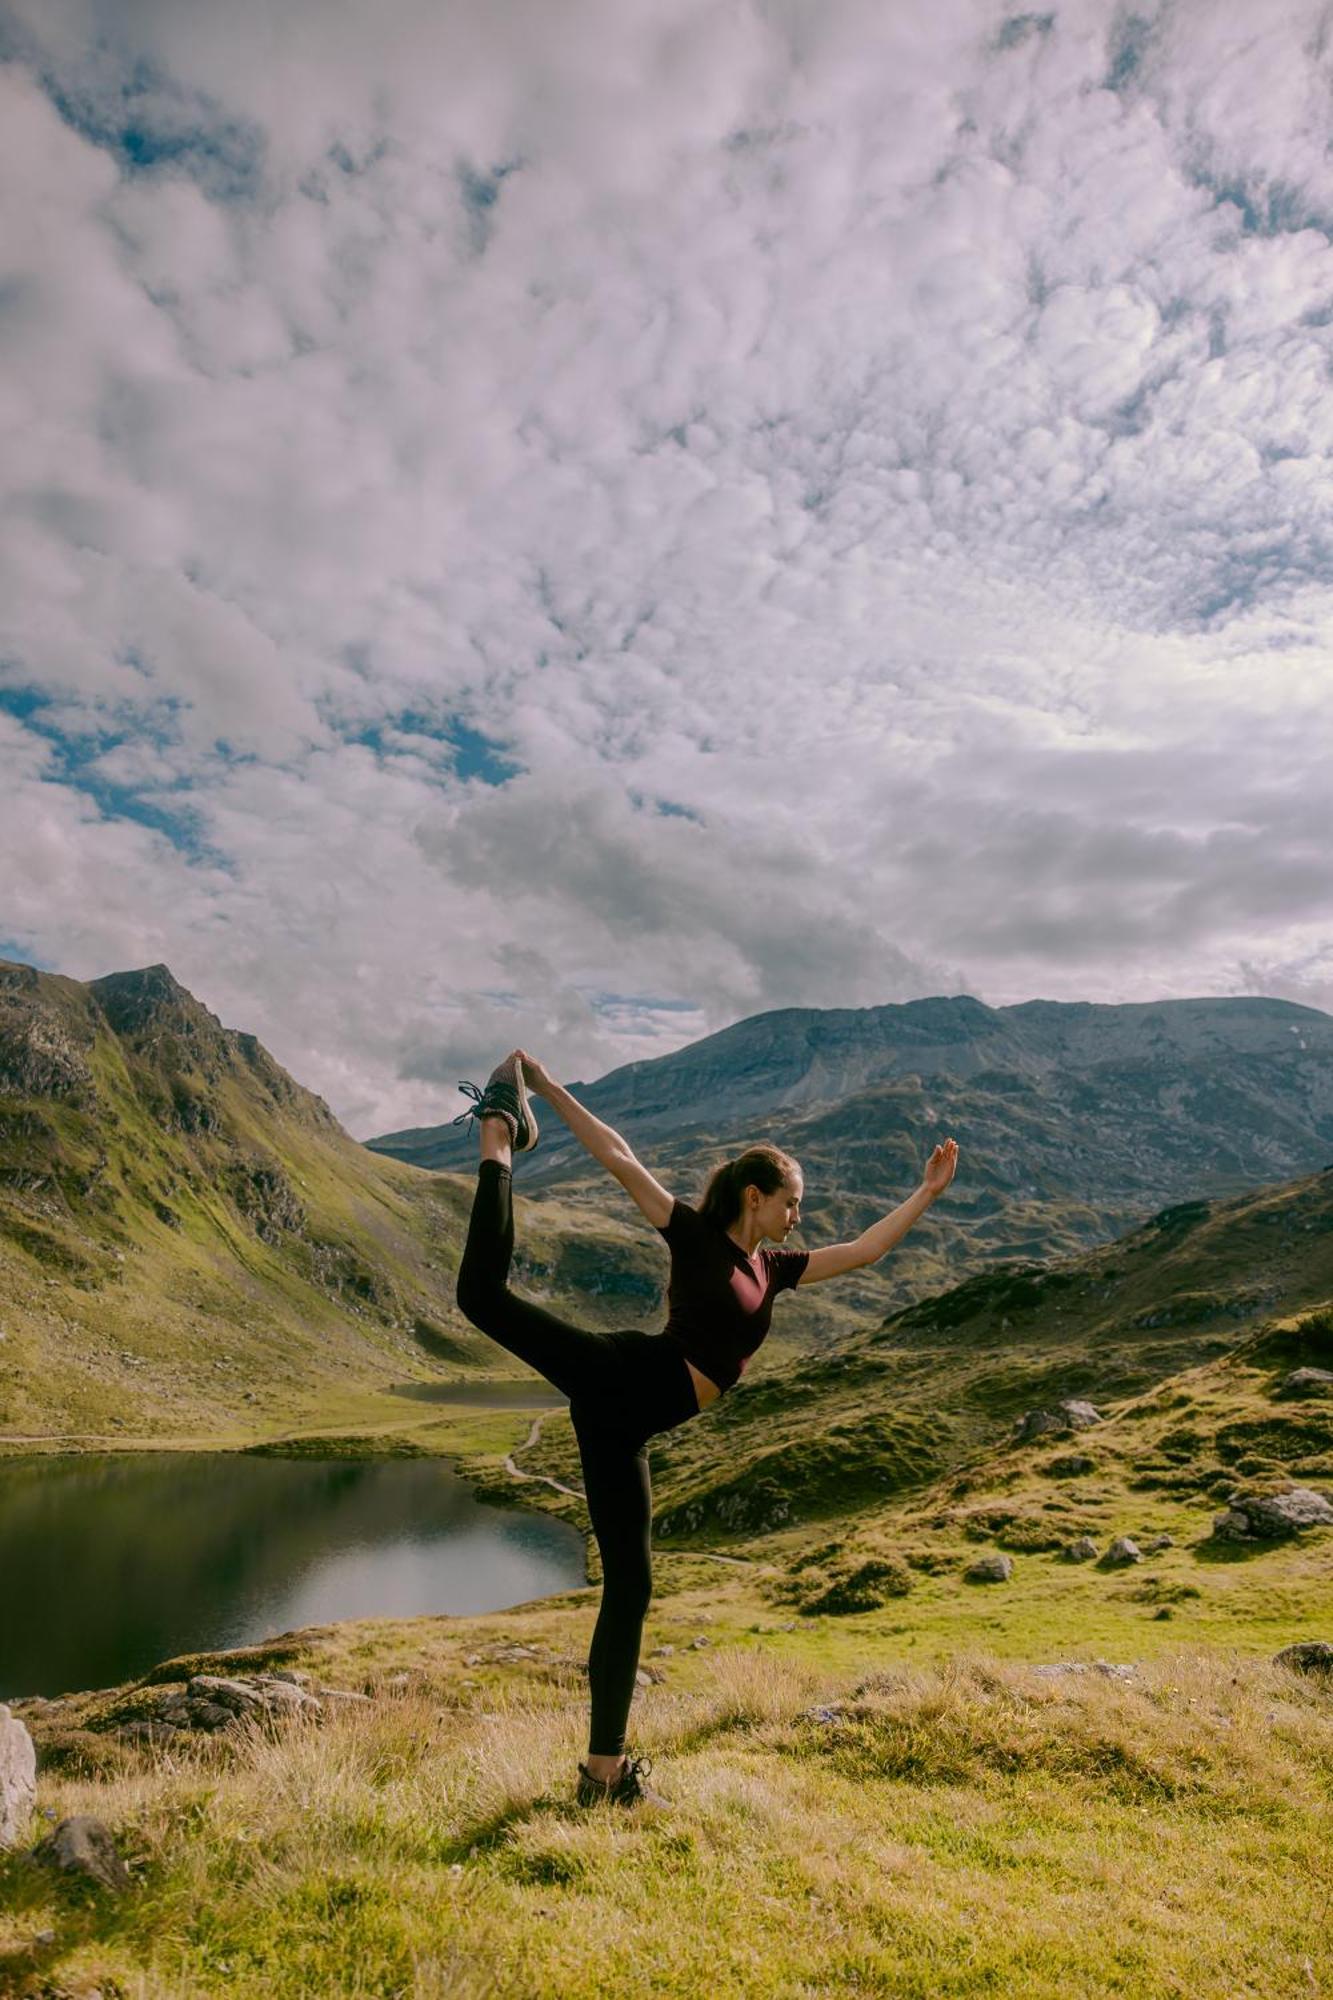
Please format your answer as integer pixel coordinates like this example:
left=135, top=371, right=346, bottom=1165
left=617, top=1753, right=653, bottom=1793
left=450, top=1080, right=489, bottom=1129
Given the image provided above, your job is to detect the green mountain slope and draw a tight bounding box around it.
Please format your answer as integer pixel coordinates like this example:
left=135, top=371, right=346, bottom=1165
left=502, top=1163, right=1333, bottom=1573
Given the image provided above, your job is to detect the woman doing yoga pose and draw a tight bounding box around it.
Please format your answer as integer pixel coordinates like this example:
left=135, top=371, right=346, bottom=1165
left=453, top=1049, right=959, bottom=1809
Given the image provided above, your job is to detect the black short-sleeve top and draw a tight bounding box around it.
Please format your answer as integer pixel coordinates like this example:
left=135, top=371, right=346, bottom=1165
left=655, top=1198, right=809, bottom=1394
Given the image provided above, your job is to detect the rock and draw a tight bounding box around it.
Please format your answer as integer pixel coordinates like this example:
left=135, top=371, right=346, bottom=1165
left=1213, top=1487, right=1333, bottom=1540
left=965, top=1554, right=1013, bottom=1582
left=1104, top=1537, right=1143, bottom=1565
left=1030, top=1662, right=1140, bottom=1681
left=800, top=1704, right=846, bottom=1726
left=634, top=1667, right=667, bottom=1687
left=1015, top=1411, right=1066, bottom=1443
left=648, top=1644, right=675, bottom=1658
left=32, top=1814, right=131, bottom=1893
left=1063, top=1536, right=1099, bottom=1562
left=1144, top=1534, right=1175, bottom=1552
left=688, top=1636, right=710, bottom=1649
left=1279, top=1368, right=1333, bottom=1398
left=0, top=1705, right=37, bottom=1849
left=1015, top=1401, right=1104, bottom=1444
left=1274, top=1641, right=1333, bottom=1676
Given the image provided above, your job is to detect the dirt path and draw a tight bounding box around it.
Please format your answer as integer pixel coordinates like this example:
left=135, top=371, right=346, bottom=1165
left=504, top=1409, right=752, bottom=1566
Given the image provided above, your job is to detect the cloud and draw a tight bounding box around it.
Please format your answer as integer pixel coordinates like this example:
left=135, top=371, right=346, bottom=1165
left=0, top=0, right=1330, bottom=1135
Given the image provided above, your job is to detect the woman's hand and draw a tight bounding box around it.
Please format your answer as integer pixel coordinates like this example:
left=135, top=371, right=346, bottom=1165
left=513, top=1047, right=554, bottom=1096
left=921, top=1137, right=959, bottom=1199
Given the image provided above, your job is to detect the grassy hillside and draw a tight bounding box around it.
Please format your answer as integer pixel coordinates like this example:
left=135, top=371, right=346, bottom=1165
left=4, top=1140, right=1333, bottom=1992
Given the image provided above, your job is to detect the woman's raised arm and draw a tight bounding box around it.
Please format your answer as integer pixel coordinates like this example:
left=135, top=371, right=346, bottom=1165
left=516, top=1050, right=674, bottom=1229
left=798, top=1139, right=958, bottom=1286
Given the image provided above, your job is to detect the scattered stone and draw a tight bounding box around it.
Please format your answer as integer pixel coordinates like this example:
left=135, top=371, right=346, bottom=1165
left=688, top=1636, right=711, bottom=1649
left=1104, top=1537, right=1143, bottom=1566
left=1273, top=1641, right=1333, bottom=1676
left=115, top=1672, right=333, bottom=1742
left=0, top=1705, right=37, bottom=1849
left=800, top=1704, right=847, bottom=1725
left=1063, top=1536, right=1099, bottom=1562
left=1213, top=1488, right=1333, bottom=1541
left=1014, top=1402, right=1104, bottom=1444
left=634, top=1666, right=667, bottom=1687
left=1144, top=1533, right=1175, bottom=1552
left=32, top=1815, right=131, bottom=1893
left=1278, top=1368, right=1333, bottom=1398
left=1030, top=1662, right=1140, bottom=1681
left=965, top=1554, right=1013, bottom=1583
left=648, top=1645, right=676, bottom=1657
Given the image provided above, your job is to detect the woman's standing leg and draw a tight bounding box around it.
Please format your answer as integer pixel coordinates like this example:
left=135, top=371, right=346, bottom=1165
left=573, top=1406, right=654, bottom=1778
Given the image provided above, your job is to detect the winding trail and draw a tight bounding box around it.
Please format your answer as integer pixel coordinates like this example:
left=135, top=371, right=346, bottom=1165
left=503, top=1408, right=752, bottom=1566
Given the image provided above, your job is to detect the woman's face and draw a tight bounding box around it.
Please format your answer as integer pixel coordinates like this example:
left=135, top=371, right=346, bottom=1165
left=751, top=1172, right=804, bottom=1241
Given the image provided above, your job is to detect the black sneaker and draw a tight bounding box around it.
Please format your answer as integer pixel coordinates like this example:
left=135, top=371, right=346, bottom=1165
left=451, top=1052, right=539, bottom=1152
left=576, top=1751, right=669, bottom=1809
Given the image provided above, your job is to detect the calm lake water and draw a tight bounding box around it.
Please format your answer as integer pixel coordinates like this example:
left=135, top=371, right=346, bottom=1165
left=1, top=1445, right=586, bottom=1700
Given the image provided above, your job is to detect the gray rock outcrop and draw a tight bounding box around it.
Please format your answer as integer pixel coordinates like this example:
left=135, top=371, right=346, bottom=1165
left=965, top=1553, right=1014, bottom=1582
left=1213, top=1487, right=1333, bottom=1541
left=1274, top=1641, right=1333, bottom=1675
left=1062, top=1536, right=1099, bottom=1562
left=32, top=1814, right=131, bottom=1892
left=1278, top=1368, right=1333, bottom=1398
left=1104, top=1537, right=1143, bottom=1565
left=0, top=1704, right=37, bottom=1848
left=116, top=1672, right=370, bottom=1742
left=1015, top=1401, right=1104, bottom=1444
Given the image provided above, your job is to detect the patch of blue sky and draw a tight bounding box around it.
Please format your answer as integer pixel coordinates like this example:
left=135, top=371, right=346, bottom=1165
left=458, top=159, right=521, bottom=254
left=584, top=991, right=698, bottom=1016
left=343, top=711, right=524, bottom=784
left=1195, top=170, right=1333, bottom=241
left=627, top=788, right=703, bottom=823
left=0, top=939, right=47, bottom=969
left=0, top=684, right=223, bottom=864
left=15, top=38, right=266, bottom=202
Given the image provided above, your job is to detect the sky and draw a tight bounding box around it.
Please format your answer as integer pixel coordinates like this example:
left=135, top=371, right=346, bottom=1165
left=2, top=0, right=1332, bottom=1139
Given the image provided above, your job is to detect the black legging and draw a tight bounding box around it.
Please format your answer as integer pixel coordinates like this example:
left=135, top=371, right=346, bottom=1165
left=455, top=1159, right=698, bottom=1756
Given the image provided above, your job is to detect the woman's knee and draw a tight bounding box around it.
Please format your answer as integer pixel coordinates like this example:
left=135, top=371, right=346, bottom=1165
left=601, top=1561, right=652, bottom=1622
left=455, top=1267, right=508, bottom=1332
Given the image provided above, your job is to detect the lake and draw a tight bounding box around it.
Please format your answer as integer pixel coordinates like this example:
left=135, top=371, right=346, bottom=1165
left=2, top=1445, right=586, bottom=1700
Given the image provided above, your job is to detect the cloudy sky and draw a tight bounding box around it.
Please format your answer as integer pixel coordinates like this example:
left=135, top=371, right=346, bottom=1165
left=2, top=0, right=1331, bottom=1138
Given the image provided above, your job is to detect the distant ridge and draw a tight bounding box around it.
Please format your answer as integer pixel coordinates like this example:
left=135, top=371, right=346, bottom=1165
left=367, top=992, right=1333, bottom=1287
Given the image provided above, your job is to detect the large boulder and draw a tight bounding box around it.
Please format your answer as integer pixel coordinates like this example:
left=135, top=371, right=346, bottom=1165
left=1213, top=1487, right=1333, bottom=1541
left=0, top=1705, right=36, bottom=1848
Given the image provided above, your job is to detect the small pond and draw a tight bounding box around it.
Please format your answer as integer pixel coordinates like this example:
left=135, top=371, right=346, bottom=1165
left=1, top=1446, right=585, bottom=1700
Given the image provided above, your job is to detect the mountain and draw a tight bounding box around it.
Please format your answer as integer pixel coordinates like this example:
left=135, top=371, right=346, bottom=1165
left=367, top=993, right=1333, bottom=1305
left=0, top=961, right=698, bottom=1437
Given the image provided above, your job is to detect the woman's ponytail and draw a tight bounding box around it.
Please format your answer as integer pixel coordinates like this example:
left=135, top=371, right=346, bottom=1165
left=698, top=1143, right=800, bottom=1230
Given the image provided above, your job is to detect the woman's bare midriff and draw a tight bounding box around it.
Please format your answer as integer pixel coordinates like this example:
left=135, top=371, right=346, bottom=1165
left=686, top=1359, right=722, bottom=1410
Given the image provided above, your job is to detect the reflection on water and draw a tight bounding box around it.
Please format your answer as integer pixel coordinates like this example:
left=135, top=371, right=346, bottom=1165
left=0, top=1450, right=586, bottom=1700
left=391, top=1379, right=569, bottom=1407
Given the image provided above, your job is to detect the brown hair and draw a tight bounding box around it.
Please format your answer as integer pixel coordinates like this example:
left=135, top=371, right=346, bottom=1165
left=697, top=1144, right=801, bottom=1230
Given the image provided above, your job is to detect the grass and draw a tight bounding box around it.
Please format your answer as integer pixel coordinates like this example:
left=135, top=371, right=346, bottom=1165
left=3, top=1640, right=1330, bottom=1998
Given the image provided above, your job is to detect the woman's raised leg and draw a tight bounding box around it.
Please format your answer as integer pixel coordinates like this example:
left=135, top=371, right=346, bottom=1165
left=455, top=1126, right=621, bottom=1404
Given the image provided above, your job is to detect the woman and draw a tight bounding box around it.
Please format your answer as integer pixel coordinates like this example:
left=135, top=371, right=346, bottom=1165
left=452, top=1049, right=959, bottom=1809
